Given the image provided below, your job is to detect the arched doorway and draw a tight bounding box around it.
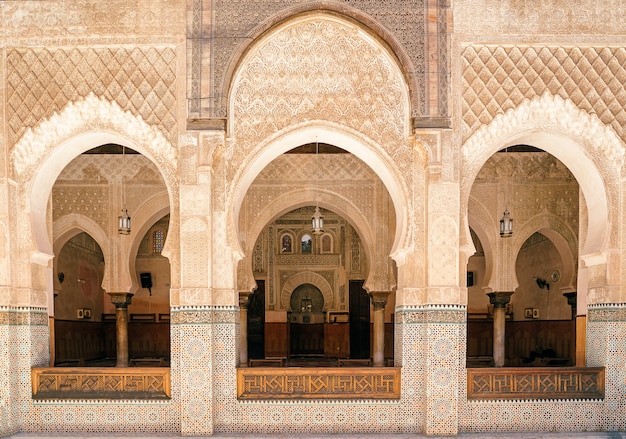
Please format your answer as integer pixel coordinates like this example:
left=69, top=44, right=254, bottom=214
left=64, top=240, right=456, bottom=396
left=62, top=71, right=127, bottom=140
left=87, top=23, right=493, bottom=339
left=54, top=232, right=106, bottom=366
left=467, top=145, right=581, bottom=367
left=248, top=202, right=381, bottom=366
left=50, top=144, right=172, bottom=367
left=289, top=283, right=325, bottom=356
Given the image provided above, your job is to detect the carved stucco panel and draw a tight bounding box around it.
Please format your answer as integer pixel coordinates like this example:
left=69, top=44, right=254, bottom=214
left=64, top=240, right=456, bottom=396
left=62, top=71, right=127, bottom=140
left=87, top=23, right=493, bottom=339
left=455, top=1, right=626, bottom=35
left=180, top=216, right=209, bottom=291
left=0, top=1, right=183, bottom=40
left=6, top=47, right=178, bottom=149
left=11, top=94, right=177, bottom=188
left=0, top=221, right=8, bottom=288
left=428, top=215, right=458, bottom=288
left=462, top=45, right=626, bottom=150
left=232, top=18, right=408, bottom=147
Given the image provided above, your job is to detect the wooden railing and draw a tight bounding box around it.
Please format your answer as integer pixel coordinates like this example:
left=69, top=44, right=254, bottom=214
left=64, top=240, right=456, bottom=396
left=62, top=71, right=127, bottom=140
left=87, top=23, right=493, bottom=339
left=467, top=367, right=604, bottom=400
left=31, top=367, right=170, bottom=399
left=237, top=367, right=401, bottom=400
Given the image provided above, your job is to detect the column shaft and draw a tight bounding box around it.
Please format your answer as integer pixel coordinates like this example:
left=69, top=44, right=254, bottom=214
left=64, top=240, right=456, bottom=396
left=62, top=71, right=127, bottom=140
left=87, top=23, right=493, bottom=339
left=115, top=306, right=130, bottom=367
left=370, top=291, right=390, bottom=367
left=493, top=307, right=505, bottom=367
left=487, top=291, right=513, bottom=368
left=108, top=292, right=133, bottom=368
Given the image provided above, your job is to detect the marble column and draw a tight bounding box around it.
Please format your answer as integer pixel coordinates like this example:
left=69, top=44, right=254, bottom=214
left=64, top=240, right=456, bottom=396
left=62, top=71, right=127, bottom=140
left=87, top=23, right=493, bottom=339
left=239, top=291, right=252, bottom=367
left=108, top=292, right=134, bottom=367
left=487, top=291, right=513, bottom=367
left=370, top=291, right=390, bottom=367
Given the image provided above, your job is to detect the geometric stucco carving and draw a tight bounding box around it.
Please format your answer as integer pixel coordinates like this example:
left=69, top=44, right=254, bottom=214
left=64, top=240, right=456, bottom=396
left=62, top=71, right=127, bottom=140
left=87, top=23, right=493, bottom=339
left=230, top=15, right=410, bottom=168
left=191, top=1, right=438, bottom=119
left=462, top=45, right=626, bottom=147
left=6, top=47, right=177, bottom=148
left=10, top=93, right=178, bottom=184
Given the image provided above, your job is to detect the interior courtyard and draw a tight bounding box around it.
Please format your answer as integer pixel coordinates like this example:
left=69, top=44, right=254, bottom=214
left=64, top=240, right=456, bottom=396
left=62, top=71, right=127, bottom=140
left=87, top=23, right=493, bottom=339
left=1, top=0, right=626, bottom=437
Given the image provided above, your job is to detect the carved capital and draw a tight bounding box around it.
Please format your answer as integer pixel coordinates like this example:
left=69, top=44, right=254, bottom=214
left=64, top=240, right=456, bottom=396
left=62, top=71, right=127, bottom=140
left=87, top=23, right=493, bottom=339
left=108, top=292, right=134, bottom=309
left=239, top=291, right=252, bottom=309
left=487, top=291, right=513, bottom=309
left=370, top=291, right=391, bottom=310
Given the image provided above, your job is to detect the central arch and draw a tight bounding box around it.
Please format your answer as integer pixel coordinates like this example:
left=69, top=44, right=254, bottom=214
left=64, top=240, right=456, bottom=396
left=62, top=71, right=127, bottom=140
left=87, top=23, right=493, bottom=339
left=229, top=124, right=410, bottom=268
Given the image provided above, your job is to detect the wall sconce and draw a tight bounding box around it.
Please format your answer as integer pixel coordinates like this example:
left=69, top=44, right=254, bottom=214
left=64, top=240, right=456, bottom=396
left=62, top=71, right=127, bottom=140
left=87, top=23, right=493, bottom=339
left=535, top=277, right=549, bottom=290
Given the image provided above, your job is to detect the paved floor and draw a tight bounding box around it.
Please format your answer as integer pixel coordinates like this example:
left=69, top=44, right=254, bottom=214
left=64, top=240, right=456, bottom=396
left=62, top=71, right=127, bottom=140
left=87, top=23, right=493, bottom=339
left=6, top=433, right=626, bottom=438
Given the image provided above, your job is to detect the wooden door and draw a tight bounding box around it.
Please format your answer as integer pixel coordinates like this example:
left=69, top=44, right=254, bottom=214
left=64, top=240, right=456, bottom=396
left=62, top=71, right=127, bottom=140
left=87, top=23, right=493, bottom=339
left=349, top=280, right=370, bottom=359
left=247, top=280, right=265, bottom=359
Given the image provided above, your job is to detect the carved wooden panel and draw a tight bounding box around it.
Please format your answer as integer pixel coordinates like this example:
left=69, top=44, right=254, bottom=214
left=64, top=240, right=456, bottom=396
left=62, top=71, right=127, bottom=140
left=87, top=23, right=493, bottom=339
left=467, top=367, right=604, bottom=400
left=237, top=367, right=400, bottom=400
left=31, top=367, right=170, bottom=399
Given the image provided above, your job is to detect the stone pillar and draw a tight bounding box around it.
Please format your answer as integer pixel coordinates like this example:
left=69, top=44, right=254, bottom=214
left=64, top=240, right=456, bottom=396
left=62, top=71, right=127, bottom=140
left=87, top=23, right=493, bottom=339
left=563, top=291, right=577, bottom=320
left=370, top=291, right=390, bottom=367
left=239, top=291, right=252, bottom=367
left=108, top=292, right=134, bottom=367
left=487, top=291, right=513, bottom=367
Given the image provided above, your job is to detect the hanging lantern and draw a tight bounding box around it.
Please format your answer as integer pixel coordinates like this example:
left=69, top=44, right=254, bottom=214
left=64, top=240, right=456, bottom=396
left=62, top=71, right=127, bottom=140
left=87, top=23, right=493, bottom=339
left=118, top=145, right=131, bottom=235
left=499, top=209, right=513, bottom=238
left=118, top=208, right=131, bottom=235
left=312, top=206, right=324, bottom=235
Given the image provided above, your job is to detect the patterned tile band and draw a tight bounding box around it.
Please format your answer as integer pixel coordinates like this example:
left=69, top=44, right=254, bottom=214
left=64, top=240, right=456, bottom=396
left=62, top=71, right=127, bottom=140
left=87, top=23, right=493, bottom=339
left=467, top=367, right=604, bottom=400
left=31, top=367, right=171, bottom=399
left=237, top=367, right=401, bottom=400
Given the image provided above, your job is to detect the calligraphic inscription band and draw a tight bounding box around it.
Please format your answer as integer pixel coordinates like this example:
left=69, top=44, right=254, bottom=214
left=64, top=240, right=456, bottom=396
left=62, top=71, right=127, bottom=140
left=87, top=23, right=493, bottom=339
left=467, top=367, right=604, bottom=400
left=32, top=367, right=171, bottom=399
left=237, top=367, right=400, bottom=400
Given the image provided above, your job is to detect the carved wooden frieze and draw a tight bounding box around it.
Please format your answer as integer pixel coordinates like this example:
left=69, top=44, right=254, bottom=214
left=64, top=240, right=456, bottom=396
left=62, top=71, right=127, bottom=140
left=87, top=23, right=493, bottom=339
left=31, top=367, right=171, bottom=399
left=467, top=367, right=604, bottom=400
left=237, top=367, right=400, bottom=400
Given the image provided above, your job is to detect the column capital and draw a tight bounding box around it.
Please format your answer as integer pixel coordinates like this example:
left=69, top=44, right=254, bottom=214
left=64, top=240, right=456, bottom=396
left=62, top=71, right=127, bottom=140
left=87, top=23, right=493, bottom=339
left=108, top=292, right=134, bottom=308
left=370, top=291, right=391, bottom=310
left=239, top=291, right=253, bottom=309
left=487, top=291, right=513, bottom=309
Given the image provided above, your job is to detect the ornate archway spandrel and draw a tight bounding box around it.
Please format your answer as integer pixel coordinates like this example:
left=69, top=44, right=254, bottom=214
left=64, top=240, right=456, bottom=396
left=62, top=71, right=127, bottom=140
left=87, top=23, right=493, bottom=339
left=11, top=94, right=178, bottom=184
left=230, top=16, right=411, bottom=164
